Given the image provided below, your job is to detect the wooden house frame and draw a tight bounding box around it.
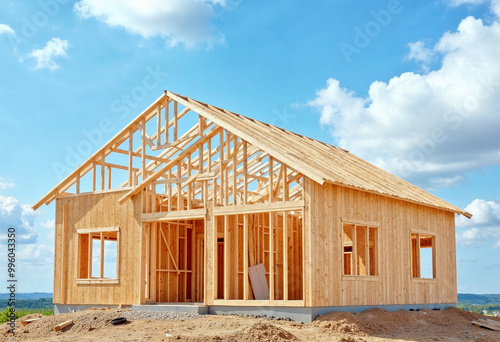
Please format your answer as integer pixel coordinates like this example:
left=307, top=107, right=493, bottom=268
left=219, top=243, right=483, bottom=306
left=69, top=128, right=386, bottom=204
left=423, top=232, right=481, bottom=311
left=33, top=91, right=471, bottom=322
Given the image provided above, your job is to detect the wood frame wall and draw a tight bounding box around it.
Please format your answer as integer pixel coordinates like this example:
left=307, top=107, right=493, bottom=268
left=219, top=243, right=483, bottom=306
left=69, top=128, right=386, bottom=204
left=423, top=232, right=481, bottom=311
left=304, top=180, right=457, bottom=307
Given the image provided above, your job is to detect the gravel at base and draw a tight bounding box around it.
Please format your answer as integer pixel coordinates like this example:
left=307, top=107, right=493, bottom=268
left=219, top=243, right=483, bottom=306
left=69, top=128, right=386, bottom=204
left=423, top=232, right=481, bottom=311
left=120, top=310, right=202, bottom=321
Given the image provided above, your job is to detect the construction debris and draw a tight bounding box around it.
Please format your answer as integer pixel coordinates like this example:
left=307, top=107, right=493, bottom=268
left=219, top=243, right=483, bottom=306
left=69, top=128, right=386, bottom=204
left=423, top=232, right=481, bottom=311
left=54, top=319, right=73, bottom=332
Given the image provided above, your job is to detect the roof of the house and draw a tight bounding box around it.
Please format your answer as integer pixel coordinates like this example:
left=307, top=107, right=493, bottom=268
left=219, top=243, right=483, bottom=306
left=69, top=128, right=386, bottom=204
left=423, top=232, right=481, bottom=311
left=33, top=91, right=471, bottom=218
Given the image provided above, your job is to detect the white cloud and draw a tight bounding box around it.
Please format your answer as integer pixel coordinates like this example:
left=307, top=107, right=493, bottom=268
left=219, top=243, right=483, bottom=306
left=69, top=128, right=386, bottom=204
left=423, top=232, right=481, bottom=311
left=406, top=41, right=434, bottom=71
left=446, top=0, right=487, bottom=6
left=17, top=243, right=53, bottom=265
left=493, top=0, right=500, bottom=16
left=457, top=199, right=500, bottom=226
left=309, top=11, right=500, bottom=188
left=0, top=195, right=38, bottom=244
left=0, top=177, right=15, bottom=190
left=40, top=219, right=55, bottom=230
left=29, top=38, right=69, bottom=70
left=74, top=0, right=228, bottom=47
left=0, top=23, right=15, bottom=35
left=456, top=199, right=500, bottom=248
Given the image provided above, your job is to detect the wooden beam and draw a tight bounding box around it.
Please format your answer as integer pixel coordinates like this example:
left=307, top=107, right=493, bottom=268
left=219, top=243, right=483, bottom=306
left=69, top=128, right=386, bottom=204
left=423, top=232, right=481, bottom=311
left=243, top=214, right=249, bottom=300
left=118, top=126, right=222, bottom=204
left=224, top=215, right=230, bottom=300
left=243, top=141, right=248, bottom=205
left=213, top=200, right=304, bottom=216
left=76, top=227, right=120, bottom=234
left=269, top=212, right=274, bottom=301
left=165, top=93, right=169, bottom=144
left=160, top=228, right=179, bottom=274
left=141, top=209, right=207, bottom=222
left=156, top=103, right=161, bottom=147
left=283, top=211, right=288, bottom=301
left=100, top=232, right=104, bottom=278
left=61, top=205, right=68, bottom=304
left=33, top=93, right=167, bottom=210
left=54, top=320, right=73, bottom=332
left=167, top=91, right=326, bottom=185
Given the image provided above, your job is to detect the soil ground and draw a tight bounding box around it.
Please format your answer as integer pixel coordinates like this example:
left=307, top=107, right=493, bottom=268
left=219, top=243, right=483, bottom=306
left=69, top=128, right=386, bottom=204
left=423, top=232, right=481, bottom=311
left=2, top=307, right=500, bottom=341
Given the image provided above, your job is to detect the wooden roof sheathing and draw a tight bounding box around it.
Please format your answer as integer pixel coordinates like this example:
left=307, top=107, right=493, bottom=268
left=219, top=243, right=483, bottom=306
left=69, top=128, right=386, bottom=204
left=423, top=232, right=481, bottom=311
left=166, top=91, right=471, bottom=218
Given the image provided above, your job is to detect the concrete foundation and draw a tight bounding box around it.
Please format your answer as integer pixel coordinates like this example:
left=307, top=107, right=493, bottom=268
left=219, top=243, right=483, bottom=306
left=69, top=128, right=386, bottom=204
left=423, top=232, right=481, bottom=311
left=54, top=303, right=455, bottom=323
left=132, top=303, right=209, bottom=315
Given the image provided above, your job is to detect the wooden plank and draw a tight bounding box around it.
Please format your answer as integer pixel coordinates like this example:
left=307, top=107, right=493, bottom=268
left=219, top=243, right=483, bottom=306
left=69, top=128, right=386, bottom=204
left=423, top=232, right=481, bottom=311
left=76, top=227, right=120, bottom=234
left=160, top=228, right=179, bottom=273
left=174, top=100, right=178, bottom=141
left=223, top=215, right=230, bottom=300
left=54, top=320, right=73, bottom=332
left=248, top=263, right=270, bottom=300
left=156, top=103, right=161, bottom=146
left=472, top=321, right=500, bottom=331
left=101, top=153, right=105, bottom=191
left=61, top=204, right=68, bottom=304
left=141, top=119, right=146, bottom=182
left=142, top=209, right=207, bottom=222
left=243, top=214, right=249, bottom=300
left=213, top=200, right=304, bottom=216
left=165, top=94, right=169, bottom=144
left=21, top=318, right=41, bottom=326
left=118, top=126, right=222, bottom=204
left=478, top=318, right=500, bottom=329
left=269, top=212, right=274, bottom=300
left=100, top=232, right=104, bottom=278
left=283, top=211, right=288, bottom=301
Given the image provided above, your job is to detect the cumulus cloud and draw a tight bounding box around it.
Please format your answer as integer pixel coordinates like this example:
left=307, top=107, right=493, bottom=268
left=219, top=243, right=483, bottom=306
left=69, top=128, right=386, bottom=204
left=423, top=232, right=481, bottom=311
left=29, top=38, right=69, bottom=70
left=456, top=199, right=500, bottom=248
left=0, top=177, right=15, bottom=190
left=0, top=195, right=38, bottom=244
left=17, top=243, right=53, bottom=265
left=74, top=0, right=228, bottom=47
left=0, top=23, right=15, bottom=35
left=309, top=10, right=500, bottom=189
left=406, top=41, right=434, bottom=71
left=493, top=0, right=500, bottom=16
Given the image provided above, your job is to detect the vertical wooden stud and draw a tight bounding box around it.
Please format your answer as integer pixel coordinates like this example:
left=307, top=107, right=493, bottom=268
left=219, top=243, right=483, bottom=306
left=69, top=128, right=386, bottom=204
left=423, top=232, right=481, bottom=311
left=269, top=212, right=275, bottom=300
left=157, top=103, right=161, bottom=146
left=61, top=205, right=68, bottom=303
left=141, top=119, right=146, bottom=182
left=224, top=215, right=230, bottom=300
left=128, top=130, right=134, bottom=187
left=243, top=214, right=249, bottom=300
left=174, top=101, right=178, bottom=141
left=165, top=96, right=169, bottom=144
left=283, top=211, right=288, bottom=300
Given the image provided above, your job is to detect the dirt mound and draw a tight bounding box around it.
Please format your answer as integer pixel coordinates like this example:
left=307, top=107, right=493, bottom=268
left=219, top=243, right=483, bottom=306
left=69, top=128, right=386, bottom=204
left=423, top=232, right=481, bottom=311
left=235, top=322, right=298, bottom=341
left=1, top=307, right=127, bottom=340
left=2, top=306, right=500, bottom=341
left=314, top=306, right=500, bottom=339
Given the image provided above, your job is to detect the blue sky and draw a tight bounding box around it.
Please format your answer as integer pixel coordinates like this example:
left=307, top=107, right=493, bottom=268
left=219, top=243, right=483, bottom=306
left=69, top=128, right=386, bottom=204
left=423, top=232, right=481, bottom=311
left=0, top=0, right=499, bottom=294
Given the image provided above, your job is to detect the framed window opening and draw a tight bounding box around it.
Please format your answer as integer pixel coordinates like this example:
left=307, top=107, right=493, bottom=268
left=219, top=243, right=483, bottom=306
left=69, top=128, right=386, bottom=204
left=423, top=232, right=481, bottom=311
left=77, top=227, right=119, bottom=284
left=342, top=223, right=379, bottom=277
left=411, top=233, right=435, bottom=279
